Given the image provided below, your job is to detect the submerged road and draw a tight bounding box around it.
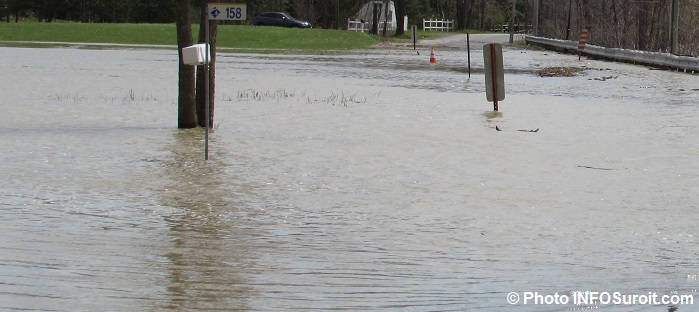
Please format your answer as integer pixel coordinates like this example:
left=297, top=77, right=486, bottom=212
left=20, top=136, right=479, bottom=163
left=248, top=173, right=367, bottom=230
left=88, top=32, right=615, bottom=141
left=420, top=33, right=513, bottom=48
left=1, top=41, right=698, bottom=311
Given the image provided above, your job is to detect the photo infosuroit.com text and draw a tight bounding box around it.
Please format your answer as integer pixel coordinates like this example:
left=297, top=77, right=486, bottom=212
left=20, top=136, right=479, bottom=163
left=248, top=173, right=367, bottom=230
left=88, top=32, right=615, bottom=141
left=507, top=291, right=695, bottom=306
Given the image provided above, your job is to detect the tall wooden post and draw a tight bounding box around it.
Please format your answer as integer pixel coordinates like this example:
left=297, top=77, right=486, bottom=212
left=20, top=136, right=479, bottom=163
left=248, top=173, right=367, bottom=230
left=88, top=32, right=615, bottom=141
left=509, top=0, right=515, bottom=43
left=533, top=0, right=539, bottom=36
left=670, top=0, right=679, bottom=54
left=565, top=0, right=573, bottom=40
left=467, top=33, right=471, bottom=78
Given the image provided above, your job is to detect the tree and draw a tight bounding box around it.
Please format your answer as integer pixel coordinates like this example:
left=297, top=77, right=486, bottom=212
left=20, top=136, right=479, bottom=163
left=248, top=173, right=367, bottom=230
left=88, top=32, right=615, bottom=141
left=176, top=0, right=197, bottom=128
left=129, top=0, right=175, bottom=23
left=395, top=0, right=406, bottom=36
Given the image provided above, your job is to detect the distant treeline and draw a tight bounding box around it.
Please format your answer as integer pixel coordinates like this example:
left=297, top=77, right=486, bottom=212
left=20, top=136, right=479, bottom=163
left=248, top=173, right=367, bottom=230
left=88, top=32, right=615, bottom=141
left=2, top=0, right=697, bottom=55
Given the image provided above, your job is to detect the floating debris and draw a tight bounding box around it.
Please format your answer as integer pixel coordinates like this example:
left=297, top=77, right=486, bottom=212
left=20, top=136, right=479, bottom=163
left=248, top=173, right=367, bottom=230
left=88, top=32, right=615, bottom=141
left=589, top=75, right=618, bottom=81
left=577, top=165, right=617, bottom=170
left=537, top=66, right=585, bottom=77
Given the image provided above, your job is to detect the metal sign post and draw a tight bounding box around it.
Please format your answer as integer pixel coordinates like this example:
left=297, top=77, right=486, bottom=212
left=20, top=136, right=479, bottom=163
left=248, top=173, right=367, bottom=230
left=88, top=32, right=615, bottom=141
left=483, top=43, right=505, bottom=111
left=204, top=3, right=246, bottom=160
left=204, top=14, right=210, bottom=160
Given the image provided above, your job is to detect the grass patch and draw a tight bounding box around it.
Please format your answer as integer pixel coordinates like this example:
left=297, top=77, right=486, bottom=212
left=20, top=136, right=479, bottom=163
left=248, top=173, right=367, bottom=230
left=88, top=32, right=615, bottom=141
left=219, top=25, right=375, bottom=50
left=0, top=22, right=377, bottom=50
left=0, top=22, right=176, bottom=45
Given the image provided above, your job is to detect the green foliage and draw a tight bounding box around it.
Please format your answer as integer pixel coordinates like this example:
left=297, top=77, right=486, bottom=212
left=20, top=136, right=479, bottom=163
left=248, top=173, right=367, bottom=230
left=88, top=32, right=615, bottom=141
left=483, top=1, right=507, bottom=31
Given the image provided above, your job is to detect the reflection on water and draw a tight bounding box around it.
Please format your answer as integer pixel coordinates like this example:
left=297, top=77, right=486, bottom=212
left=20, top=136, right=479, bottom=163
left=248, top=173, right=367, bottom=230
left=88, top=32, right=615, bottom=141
left=158, top=129, right=256, bottom=311
left=1, top=46, right=698, bottom=311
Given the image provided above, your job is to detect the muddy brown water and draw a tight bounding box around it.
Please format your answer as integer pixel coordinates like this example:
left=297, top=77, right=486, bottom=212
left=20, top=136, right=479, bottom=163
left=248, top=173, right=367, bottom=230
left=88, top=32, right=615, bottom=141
left=1, top=44, right=698, bottom=311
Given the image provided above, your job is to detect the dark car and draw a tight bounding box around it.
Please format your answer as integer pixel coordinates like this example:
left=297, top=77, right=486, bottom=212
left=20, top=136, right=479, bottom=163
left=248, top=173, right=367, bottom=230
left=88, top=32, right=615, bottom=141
left=252, top=12, right=312, bottom=28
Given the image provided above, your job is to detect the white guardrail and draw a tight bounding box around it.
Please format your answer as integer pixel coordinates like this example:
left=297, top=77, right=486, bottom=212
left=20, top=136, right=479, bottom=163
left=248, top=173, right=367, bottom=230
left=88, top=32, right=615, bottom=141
left=524, top=36, right=699, bottom=73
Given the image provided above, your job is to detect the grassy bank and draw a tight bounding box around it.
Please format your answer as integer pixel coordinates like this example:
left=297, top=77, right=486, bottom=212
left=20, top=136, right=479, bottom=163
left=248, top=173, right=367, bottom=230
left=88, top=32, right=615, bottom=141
left=0, top=22, right=378, bottom=50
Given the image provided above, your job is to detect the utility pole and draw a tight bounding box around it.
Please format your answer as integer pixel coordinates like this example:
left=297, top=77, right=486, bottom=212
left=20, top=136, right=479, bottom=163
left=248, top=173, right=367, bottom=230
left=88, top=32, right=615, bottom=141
left=565, top=0, right=573, bottom=40
left=533, top=0, right=539, bottom=36
left=509, top=0, right=515, bottom=43
left=670, top=0, right=679, bottom=54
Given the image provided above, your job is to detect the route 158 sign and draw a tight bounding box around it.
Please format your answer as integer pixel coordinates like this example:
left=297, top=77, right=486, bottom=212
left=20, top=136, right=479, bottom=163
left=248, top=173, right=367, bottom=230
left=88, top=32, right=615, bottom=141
left=208, top=3, right=247, bottom=21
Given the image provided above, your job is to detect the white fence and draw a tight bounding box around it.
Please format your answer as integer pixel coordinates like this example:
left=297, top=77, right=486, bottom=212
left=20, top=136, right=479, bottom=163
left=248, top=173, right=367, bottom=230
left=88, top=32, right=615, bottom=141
left=347, top=19, right=371, bottom=32
left=347, top=17, right=408, bottom=32
left=423, top=19, right=454, bottom=31
left=525, top=36, right=699, bottom=73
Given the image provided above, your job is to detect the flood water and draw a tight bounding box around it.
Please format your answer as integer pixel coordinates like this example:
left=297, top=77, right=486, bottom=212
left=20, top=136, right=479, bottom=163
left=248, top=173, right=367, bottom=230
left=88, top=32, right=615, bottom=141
left=1, top=41, right=698, bottom=311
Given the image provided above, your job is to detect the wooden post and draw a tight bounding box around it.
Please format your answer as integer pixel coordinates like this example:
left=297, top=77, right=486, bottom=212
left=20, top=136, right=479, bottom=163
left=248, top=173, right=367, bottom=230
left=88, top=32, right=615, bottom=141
left=565, top=0, right=572, bottom=40
left=412, top=25, right=417, bottom=50
left=467, top=32, right=471, bottom=78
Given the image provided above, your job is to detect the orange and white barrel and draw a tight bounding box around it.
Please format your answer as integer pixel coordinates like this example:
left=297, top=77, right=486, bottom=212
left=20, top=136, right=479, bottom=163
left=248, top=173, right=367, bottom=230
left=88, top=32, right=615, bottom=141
left=578, top=29, right=589, bottom=51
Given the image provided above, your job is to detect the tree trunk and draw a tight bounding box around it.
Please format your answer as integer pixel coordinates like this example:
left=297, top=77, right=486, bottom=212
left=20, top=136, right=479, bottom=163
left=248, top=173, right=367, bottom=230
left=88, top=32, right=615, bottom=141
left=480, top=0, right=485, bottom=30
left=372, top=3, right=380, bottom=35
left=382, top=0, right=389, bottom=37
left=395, top=0, right=406, bottom=36
left=197, top=2, right=217, bottom=129
left=457, top=0, right=471, bottom=30
left=176, top=0, right=197, bottom=128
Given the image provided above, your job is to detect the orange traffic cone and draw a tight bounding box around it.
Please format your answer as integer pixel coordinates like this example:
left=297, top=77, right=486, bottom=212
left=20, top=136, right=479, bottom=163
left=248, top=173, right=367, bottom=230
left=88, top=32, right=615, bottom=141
left=429, top=46, right=437, bottom=64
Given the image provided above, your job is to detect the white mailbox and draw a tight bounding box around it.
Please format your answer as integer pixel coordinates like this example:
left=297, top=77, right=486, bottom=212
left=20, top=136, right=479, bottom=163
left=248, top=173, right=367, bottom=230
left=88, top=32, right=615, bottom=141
left=182, top=43, right=210, bottom=65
